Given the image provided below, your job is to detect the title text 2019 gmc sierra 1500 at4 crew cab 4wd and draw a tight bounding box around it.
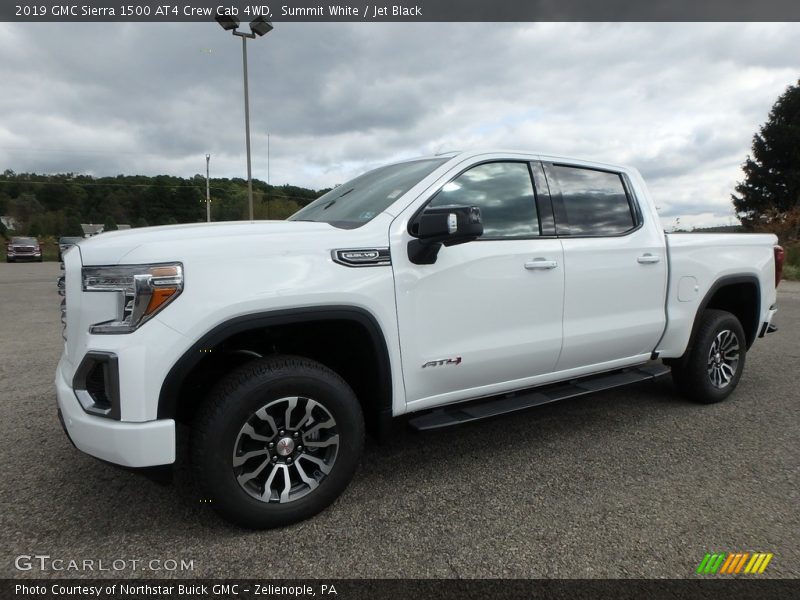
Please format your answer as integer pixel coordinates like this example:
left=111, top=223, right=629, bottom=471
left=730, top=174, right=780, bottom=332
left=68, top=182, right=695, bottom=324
left=55, top=150, right=783, bottom=528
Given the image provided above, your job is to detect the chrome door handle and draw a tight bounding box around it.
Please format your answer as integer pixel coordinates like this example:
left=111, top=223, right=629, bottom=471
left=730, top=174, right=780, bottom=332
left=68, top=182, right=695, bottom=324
left=524, top=259, right=558, bottom=270
left=637, top=253, right=660, bottom=264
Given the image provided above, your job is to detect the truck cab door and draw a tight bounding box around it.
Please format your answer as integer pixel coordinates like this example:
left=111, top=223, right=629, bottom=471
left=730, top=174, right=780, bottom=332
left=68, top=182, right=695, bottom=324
left=542, top=161, right=668, bottom=371
left=390, top=159, right=565, bottom=411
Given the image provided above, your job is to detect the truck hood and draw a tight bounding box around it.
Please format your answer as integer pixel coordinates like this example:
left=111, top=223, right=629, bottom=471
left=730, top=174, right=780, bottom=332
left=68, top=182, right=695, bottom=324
left=77, top=220, right=344, bottom=266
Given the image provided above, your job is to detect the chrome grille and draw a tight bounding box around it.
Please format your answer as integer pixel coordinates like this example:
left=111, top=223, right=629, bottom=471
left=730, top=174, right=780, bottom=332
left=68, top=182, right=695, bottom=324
left=123, top=293, right=135, bottom=324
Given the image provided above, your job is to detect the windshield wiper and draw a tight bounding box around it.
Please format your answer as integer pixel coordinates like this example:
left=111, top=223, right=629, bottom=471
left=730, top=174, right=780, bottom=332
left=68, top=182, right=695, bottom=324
left=322, top=187, right=355, bottom=210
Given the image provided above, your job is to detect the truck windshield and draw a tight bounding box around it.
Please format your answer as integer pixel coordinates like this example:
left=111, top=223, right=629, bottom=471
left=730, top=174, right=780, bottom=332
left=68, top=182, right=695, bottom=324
left=289, top=158, right=448, bottom=229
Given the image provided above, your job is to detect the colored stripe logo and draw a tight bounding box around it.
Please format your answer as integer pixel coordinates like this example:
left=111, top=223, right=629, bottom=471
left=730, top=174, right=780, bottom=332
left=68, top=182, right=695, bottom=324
left=696, top=552, right=773, bottom=574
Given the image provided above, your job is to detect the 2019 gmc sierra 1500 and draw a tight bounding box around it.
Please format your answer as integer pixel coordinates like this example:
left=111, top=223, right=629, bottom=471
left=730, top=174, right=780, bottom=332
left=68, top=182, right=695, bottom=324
left=55, top=150, right=782, bottom=528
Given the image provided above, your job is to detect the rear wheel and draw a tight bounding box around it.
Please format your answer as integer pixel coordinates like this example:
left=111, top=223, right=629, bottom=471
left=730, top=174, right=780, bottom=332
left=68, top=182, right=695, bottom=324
left=671, top=309, right=746, bottom=404
left=192, top=355, right=364, bottom=528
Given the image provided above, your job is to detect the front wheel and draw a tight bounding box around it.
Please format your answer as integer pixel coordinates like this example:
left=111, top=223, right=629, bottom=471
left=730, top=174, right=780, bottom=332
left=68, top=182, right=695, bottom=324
left=191, top=355, right=364, bottom=528
left=671, top=309, right=747, bottom=404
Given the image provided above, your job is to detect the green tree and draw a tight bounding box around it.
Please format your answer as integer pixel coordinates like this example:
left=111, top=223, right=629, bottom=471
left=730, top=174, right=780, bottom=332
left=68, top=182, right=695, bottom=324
left=39, top=210, right=65, bottom=236
left=733, top=79, right=800, bottom=229
left=9, top=192, right=43, bottom=226
left=145, top=181, right=172, bottom=225
left=103, top=216, right=118, bottom=232
left=64, top=216, right=84, bottom=237
left=134, top=217, right=149, bottom=228
left=174, top=185, right=203, bottom=223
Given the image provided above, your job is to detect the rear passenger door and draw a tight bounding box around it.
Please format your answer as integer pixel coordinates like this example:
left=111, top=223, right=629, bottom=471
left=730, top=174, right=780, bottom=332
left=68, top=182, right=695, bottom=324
left=542, top=162, right=667, bottom=371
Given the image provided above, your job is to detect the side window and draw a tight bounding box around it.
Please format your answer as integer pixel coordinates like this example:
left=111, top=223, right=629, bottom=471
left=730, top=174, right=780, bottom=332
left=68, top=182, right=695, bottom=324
left=429, top=162, right=539, bottom=238
left=551, top=165, right=636, bottom=236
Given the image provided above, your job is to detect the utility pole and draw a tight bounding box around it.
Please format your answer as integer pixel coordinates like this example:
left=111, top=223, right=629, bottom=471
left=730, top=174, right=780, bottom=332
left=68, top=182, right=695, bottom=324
left=267, top=133, right=270, bottom=220
left=206, top=154, right=211, bottom=222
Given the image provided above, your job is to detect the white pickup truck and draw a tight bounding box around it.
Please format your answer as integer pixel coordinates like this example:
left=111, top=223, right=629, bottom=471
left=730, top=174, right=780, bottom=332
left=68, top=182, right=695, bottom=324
left=55, top=150, right=783, bottom=528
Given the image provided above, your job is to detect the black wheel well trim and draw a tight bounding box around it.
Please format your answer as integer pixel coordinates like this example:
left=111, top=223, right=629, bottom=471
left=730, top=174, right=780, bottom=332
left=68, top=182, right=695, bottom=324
left=157, top=306, right=393, bottom=421
left=687, top=274, right=761, bottom=353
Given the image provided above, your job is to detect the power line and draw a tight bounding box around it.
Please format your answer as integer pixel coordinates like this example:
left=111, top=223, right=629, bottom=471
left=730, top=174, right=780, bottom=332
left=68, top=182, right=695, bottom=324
left=0, top=179, right=322, bottom=203
left=0, top=179, right=200, bottom=190
left=0, top=146, right=180, bottom=157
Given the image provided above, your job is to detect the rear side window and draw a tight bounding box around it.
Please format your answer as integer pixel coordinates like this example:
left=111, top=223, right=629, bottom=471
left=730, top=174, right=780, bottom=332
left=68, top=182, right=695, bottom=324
left=551, top=165, right=636, bottom=236
left=428, top=162, right=539, bottom=238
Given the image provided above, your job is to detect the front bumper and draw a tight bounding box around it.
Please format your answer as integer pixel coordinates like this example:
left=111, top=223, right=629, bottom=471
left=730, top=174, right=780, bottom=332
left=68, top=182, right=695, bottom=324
left=55, top=356, right=176, bottom=467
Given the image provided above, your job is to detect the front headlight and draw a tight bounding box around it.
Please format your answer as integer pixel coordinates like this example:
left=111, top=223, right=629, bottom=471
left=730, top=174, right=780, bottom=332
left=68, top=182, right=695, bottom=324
left=82, top=263, right=183, bottom=334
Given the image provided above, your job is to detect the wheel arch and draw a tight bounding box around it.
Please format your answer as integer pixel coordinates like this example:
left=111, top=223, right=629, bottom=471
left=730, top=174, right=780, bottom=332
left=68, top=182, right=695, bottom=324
left=687, top=274, right=761, bottom=354
left=157, top=306, right=393, bottom=435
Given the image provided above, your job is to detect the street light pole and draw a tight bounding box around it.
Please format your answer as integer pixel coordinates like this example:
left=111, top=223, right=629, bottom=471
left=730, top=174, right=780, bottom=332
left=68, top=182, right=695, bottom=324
left=240, top=34, right=254, bottom=220
left=215, top=14, right=273, bottom=222
left=266, top=132, right=270, bottom=220
left=205, top=153, right=211, bottom=222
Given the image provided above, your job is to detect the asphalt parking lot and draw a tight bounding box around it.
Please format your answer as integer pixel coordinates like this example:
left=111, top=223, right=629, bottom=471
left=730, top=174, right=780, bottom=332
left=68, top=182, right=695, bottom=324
left=1, top=261, right=798, bottom=579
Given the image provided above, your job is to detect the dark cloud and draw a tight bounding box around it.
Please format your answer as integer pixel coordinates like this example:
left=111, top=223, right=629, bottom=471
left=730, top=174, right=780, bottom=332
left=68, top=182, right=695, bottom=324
left=0, top=22, right=798, bottom=227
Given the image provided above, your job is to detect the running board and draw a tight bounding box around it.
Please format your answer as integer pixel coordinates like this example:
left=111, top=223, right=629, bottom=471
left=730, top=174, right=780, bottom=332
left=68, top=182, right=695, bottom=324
left=408, top=363, right=671, bottom=432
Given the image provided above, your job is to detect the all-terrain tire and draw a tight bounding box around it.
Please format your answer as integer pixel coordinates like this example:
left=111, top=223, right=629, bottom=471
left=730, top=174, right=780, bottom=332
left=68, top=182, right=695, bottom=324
left=671, top=309, right=747, bottom=404
left=191, top=355, right=364, bottom=528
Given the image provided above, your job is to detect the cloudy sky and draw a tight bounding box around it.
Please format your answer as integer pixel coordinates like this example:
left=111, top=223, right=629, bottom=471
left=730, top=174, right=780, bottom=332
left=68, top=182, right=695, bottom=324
left=0, top=22, right=798, bottom=228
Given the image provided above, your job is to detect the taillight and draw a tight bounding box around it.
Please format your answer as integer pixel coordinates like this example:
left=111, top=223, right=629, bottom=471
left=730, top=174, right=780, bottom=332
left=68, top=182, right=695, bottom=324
left=774, top=245, right=785, bottom=288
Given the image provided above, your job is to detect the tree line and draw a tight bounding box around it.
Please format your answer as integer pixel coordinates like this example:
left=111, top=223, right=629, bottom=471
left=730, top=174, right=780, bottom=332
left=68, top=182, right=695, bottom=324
left=0, top=171, right=328, bottom=238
